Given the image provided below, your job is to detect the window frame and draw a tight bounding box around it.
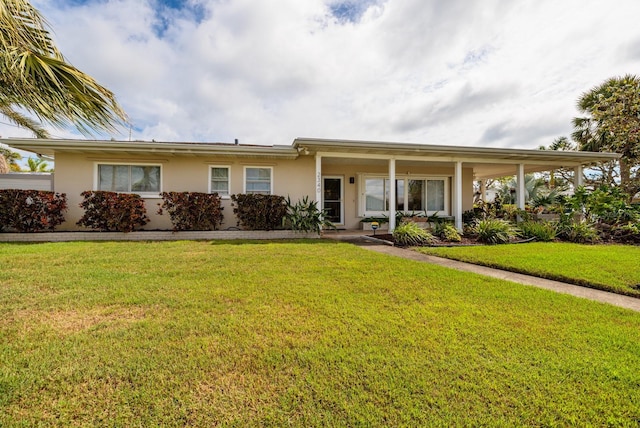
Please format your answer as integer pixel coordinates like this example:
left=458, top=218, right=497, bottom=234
left=359, top=174, right=449, bottom=217
left=243, top=166, right=273, bottom=195
left=208, top=165, right=231, bottom=198
left=94, top=162, right=162, bottom=197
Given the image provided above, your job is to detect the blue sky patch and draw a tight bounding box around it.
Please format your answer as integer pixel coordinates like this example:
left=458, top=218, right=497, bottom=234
left=329, top=0, right=382, bottom=24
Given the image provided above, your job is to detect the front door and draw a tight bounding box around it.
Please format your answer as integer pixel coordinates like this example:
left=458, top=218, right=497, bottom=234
left=323, top=176, right=343, bottom=225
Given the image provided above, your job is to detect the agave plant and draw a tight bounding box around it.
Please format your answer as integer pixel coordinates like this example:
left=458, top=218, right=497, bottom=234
left=284, top=196, right=335, bottom=234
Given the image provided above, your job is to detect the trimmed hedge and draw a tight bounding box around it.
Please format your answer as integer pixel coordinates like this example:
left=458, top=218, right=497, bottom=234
left=157, top=192, right=224, bottom=231
left=231, top=194, right=287, bottom=230
left=0, top=189, right=67, bottom=232
left=77, top=191, right=149, bottom=232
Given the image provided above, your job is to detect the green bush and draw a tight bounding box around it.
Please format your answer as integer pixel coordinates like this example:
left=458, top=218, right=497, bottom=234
left=393, top=222, right=435, bottom=247
left=0, top=189, right=67, bottom=232
left=77, top=191, right=149, bottom=232
left=472, top=218, right=518, bottom=245
left=518, top=220, right=557, bottom=242
left=231, top=194, right=287, bottom=230
left=562, top=221, right=600, bottom=244
left=566, top=186, right=640, bottom=225
left=434, top=222, right=462, bottom=242
left=157, top=192, right=224, bottom=231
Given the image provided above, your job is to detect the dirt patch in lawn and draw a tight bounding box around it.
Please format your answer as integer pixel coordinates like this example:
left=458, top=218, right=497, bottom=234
left=4, top=305, right=158, bottom=335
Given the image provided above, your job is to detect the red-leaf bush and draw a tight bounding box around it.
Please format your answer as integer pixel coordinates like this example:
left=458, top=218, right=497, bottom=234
left=0, top=189, right=67, bottom=232
left=77, top=191, right=149, bottom=232
left=157, top=192, right=224, bottom=231
left=231, top=194, right=287, bottom=230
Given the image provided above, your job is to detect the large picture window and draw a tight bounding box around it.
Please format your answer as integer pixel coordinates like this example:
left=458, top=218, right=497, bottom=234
left=361, top=176, right=448, bottom=216
left=97, top=164, right=161, bottom=194
left=209, top=166, right=230, bottom=196
left=244, top=167, right=272, bottom=195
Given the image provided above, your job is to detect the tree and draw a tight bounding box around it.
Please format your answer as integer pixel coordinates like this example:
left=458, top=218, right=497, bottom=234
left=573, top=75, right=640, bottom=198
left=0, top=0, right=128, bottom=163
left=0, top=146, right=22, bottom=172
left=26, top=156, right=49, bottom=172
left=496, top=174, right=547, bottom=204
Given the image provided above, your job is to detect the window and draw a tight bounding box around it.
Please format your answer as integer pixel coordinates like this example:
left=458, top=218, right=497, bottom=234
left=244, top=167, right=272, bottom=195
left=97, top=164, right=161, bottom=194
left=361, top=176, right=448, bottom=215
left=426, top=179, right=445, bottom=212
left=209, top=166, right=230, bottom=196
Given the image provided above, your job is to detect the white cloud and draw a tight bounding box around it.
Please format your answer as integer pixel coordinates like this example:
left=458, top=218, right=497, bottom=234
left=4, top=0, right=639, bottom=150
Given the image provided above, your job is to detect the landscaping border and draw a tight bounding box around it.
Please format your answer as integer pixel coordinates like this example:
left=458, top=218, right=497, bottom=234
left=0, top=230, right=319, bottom=242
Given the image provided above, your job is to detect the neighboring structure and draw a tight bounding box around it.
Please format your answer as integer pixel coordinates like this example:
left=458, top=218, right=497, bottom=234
left=4, top=137, right=620, bottom=232
left=0, top=173, right=53, bottom=191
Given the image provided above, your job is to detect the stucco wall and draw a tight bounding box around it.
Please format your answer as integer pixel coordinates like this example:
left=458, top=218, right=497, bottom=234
left=53, top=153, right=316, bottom=231
left=51, top=152, right=473, bottom=231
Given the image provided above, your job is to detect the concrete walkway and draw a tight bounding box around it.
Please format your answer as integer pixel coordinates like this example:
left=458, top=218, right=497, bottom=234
left=329, top=234, right=640, bottom=313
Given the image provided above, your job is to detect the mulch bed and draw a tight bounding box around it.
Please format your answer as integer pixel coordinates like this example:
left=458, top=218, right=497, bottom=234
left=369, top=234, right=533, bottom=247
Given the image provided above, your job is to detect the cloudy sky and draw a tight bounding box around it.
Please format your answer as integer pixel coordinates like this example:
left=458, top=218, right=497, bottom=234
left=3, top=0, right=640, bottom=150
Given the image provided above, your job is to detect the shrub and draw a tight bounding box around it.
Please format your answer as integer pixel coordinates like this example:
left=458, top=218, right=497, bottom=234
left=611, top=222, right=640, bottom=244
left=231, top=194, right=287, bottom=230
left=77, top=191, right=149, bottom=232
left=157, top=192, right=224, bottom=231
left=0, top=189, right=67, bottom=232
left=433, top=222, right=462, bottom=242
left=518, top=220, right=557, bottom=242
left=472, top=218, right=518, bottom=245
left=566, top=186, right=640, bottom=225
left=462, top=207, right=486, bottom=225
left=393, top=222, right=435, bottom=247
left=283, top=196, right=334, bottom=234
left=561, top=221, right=600, bottom=244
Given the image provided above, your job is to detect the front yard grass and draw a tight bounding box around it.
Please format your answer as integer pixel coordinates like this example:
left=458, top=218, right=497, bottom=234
left=418, top=242, right=640, bottom=297
left=1, top=240, right=639, bottom=426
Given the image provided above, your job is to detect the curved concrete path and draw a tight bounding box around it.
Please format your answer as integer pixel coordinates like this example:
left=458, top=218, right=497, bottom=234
left=333, top=235, right=640, bottom=313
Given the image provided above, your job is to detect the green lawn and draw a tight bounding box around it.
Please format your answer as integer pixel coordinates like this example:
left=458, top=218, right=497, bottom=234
left=1, top=240, right=639, bottom=426
left=418, top=242, right=640, bottom=297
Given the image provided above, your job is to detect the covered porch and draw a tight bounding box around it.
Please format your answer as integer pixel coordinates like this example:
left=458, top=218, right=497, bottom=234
left=294, top=138, right=620, bottom=232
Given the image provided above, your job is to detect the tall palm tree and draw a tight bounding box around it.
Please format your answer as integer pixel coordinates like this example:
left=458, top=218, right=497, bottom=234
left=0, top=0, right=128, bottom=145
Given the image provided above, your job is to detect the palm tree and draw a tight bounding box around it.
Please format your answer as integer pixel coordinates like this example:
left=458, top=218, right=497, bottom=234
left=0, top=0, right=128, bottom=163
left=0, top=146, right=22, bottom=172
left=26, top=156, right=49, bottom=172
left=0, top=152, right=8, bottom=173
left=497, top=174, right=547, bottom=204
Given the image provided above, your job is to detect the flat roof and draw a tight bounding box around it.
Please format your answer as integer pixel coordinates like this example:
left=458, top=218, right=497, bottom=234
left=4, top=138, right=299, bottom=159
left=4, top=137, right=620, bottom=179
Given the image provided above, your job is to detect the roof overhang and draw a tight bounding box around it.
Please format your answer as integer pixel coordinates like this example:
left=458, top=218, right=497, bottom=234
left=4, top=137, right=621, bottom=180
left=293, top=137, right=621, bottom=179
left=4, top=138, right=299, bottom=160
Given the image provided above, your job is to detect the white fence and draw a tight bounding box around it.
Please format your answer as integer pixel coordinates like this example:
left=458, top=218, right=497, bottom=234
left=0, top=173, right=53, bottom=191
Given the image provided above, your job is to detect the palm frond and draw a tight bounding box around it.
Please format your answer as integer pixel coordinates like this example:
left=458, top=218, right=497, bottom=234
left=0, top=0, right=128, bottom=136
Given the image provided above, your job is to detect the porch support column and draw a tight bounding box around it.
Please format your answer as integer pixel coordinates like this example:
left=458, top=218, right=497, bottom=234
left=480, top=179, right=487, bottom=202
left=454, top=161, right=463, bottom=232
left=389, top=158, right=396, bottom=232
left=517, top=164, right=526, bottom=210
left=315, top=154, right=322, bottom=205
left=574, top=165, right=584, bottom=189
